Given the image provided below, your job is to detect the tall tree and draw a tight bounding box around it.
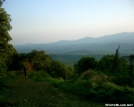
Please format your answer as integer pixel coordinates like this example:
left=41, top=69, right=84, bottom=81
left=0, top=0, right=14, bottom=59
left=112, top=45, right=120, bottom=73
left=0, top=0, right=15, bottom=75
left=123, top=55, right=134, bottom=74
left=0, top=0, right=5, bottom=7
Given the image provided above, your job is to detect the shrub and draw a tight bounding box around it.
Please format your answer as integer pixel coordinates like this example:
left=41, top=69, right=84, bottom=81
left=98, top=55, right=114, bottom=75
left=0, top=76, right=13, bottom=89
left=80, top=70, right=97, bottom=79
left=74, top=56, right=97, bottom=75
left=28, top=71, right=52, bottom=82
left=7, top=71, right=17, bottom=78
left=0, top=58, right=7, bottom=77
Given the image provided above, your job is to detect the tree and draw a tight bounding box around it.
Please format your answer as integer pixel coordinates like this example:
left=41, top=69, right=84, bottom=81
left=123, top=55, right=134, bottom=74
left=0, top=57, right=7, bottom=76
left=0, top=0, right=5, bottom=7
left=50, top=60, right=67, bottom=79
left=0, top=1, right=14, bottom=58
left=74, top=56, right=97, bottom=75
left=0, top=1, right=15, bottom=74
left=98, top=55, right=115, bottom=74
left=6, top=49, right=19, bottom=71
left=114, top=57, right=129, bottom=86
left=112, top=45, right=120, bottom=73
left=30, top=50, right=52, bottom=71
left=122, top=54, right=134, bottom=86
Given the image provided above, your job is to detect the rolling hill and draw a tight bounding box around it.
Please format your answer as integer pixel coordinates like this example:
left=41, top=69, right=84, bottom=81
left=14, top=32, right=134, bottom=55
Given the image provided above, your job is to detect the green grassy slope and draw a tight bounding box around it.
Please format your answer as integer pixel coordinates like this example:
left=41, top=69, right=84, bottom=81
left=0, top=73, right=104, bottom=107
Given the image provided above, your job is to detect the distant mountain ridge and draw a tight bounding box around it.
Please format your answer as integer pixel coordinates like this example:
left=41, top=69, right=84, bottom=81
left=15, top=32, right=134, bottom=55
left=45, top=32, right=134, bottom=45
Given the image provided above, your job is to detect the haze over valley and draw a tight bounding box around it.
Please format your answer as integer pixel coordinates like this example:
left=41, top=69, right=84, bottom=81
left=15, top=32, right=134, bottom=54
left=14, top=32, right=134, bottom=65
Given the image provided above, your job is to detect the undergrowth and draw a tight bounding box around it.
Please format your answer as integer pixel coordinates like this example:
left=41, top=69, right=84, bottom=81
left=28, top=71, right=134, bottom=103
left=0, top=71, right=134, bottom=107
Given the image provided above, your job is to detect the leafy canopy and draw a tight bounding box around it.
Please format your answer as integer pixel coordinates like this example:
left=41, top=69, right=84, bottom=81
left=0, top=1, right=14, bottom=59
left=0, top=0, right=15, bottom=75
left=74, top=56, right=97, bottom=75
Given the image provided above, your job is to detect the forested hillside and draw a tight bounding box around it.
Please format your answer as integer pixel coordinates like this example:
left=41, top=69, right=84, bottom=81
left=1, top=48, right=134, bottom=106
left=14, top=32, right=134, bottom=66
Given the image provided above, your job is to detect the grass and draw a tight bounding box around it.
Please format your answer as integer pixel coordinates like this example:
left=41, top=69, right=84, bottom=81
left=0, top=71, right=105, bottom=107
left=28, top=71, right=134, bottom=103
left=1, top=71, right=134, bottom=106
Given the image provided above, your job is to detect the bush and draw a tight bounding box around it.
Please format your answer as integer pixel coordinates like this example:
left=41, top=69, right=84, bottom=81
left=80, top=70, right=97, bottom=79
left=7, top=71, right=17, bottom=78
left=98, top=55, right=114, bottom=75
left=0, top=76, right=13, bottom=89
left=0, top=58, right=7, bottom=77
left=74, top=56, right=97, bottom=75
left=28, top=71, right=52, bottom=82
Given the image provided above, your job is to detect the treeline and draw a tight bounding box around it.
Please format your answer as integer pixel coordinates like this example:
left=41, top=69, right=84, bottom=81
left=50, top=54, right=102, bottom=66
left=4, top=48, right=133, bottom=103
left=3, top=50, right=73, bottom=80
left=0, top=46, right=134, bottom=87
left=74, top=54, right=134, bottom=87
left=1, top=47, right=133, bottom=87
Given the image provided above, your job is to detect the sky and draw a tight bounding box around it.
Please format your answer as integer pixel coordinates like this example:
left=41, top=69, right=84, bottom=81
left=2, top=0, right=134, bottom=45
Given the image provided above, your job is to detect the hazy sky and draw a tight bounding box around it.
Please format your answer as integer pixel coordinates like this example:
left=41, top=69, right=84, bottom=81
left=3, top=0, right=134, bottom=45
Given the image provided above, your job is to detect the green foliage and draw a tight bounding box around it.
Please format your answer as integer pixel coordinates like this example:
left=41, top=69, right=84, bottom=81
left=6, top=71, right=17, bottom=78
left=0, top=7, right=14, bottom=59
left=1, top=0, right=133, bottom=105
left=50, top=60, right=67, bottom=79
left=31, top=50, right=52, bottom=71
left=80, top=70, right=97, bottom=80
left=54, top=77, right=134, bottom=103
left=28, top=71, right=51, bottom=81
left=123, top=55, right=134, bottom=86
left=7, top=50, right=74, bottom=81
left=1, top=69, right=134, bottom=105
left=0, top=76, right=13, bottom=89
left=0, top=0, right=5, bottom=7
left=98, top=55, right=114, bottom=74
left=113, top=58, right=129, bottom=85
left=74, top=56, right=97, bottom=75
left=58, top=79, right=133, bottom=103
left=0, top=73, right=104, bottom=107
left=97, top=54, right=133, bottom=87
left=11, top=50, right=52, bottom=71
left=0, top=57, right=7, bottom=76
left=0, top=2, right=16, bottom=76
left=6, top=50, right=20, bottom=71
left=51, top=54, right=103, bottom=66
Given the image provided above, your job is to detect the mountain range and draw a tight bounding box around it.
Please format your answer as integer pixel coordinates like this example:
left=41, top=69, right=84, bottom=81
left=14, top=32, right=134, bottom=55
